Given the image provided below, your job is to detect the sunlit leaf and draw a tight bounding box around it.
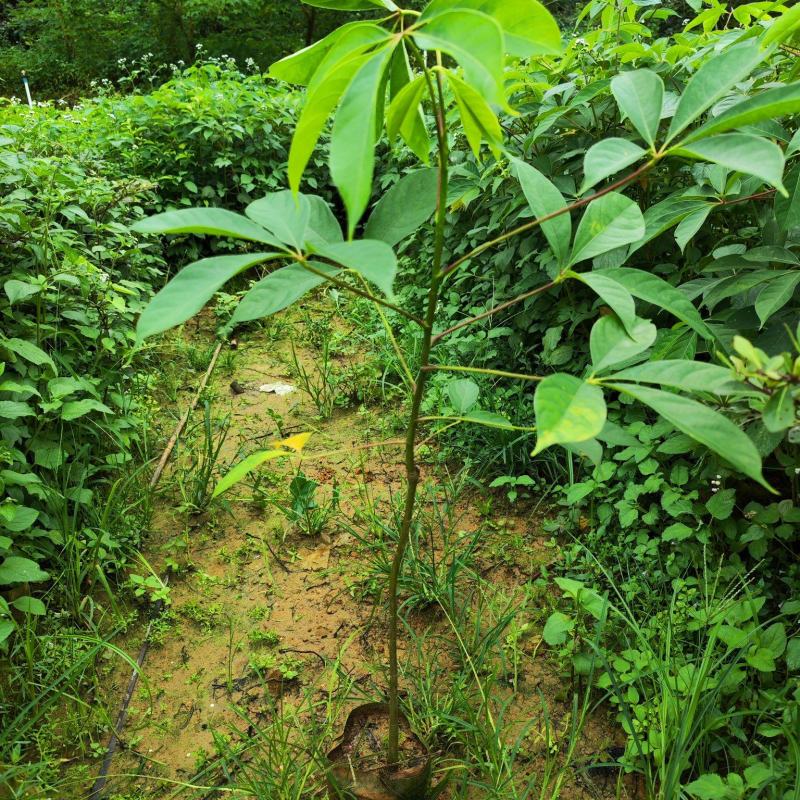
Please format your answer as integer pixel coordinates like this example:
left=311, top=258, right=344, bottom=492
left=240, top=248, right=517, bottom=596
left=611, top=69, right=664, bottom=148
left=213, top=450, right=296, bottom=498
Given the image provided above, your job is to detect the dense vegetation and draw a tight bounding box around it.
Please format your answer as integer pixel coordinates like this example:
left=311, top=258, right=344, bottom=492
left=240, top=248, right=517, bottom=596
left=1, top=1, right=799, bottom=798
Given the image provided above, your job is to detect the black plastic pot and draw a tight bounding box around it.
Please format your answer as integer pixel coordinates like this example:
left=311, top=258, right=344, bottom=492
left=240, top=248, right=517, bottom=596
left=326, top=702, right=432, bottom=800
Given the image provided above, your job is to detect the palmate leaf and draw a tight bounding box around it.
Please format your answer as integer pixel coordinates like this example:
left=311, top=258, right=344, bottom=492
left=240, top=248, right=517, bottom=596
left=611, top=383, right=769, bottom=489
left=533, top=374, right=607, bottom=455
left=447, top=73, right=503, bottom=158
left=510, top=158, right=571, bottom=267
left=331, top=47, right=395, bottom=237
left=137, top=253, right=281, bottom=340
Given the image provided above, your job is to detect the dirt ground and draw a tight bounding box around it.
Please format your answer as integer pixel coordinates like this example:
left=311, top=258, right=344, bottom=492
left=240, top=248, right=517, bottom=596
left=100, top=311, right=635, bottom=800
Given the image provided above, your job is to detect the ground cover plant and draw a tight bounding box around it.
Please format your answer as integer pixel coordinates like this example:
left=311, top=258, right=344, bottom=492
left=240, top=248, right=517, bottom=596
left=1, top=0, right=800, bottom=798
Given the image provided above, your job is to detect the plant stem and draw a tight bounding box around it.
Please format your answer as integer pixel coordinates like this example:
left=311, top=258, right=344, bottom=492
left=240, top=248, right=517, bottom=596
left=423, top=364, right=544, bottom=382
left=387, top=64, right=449, bottom=766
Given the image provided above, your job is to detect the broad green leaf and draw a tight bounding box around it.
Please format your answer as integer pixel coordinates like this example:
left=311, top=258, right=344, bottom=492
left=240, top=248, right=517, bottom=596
left=447, top=379, right=479, bottom=413
left=306, top=196, right=344, bottom=246
left=685, top=83, right=800, bottom=143
left=684, top=774, right=728, bottom=800
left=533, top=374, right=607, bottom=455
left=754, top=271, right=800, bottom=327
left=269, top=22, right=365, bottom=85
left=4, top=280, right=40, bottom=305
left=581, top=138, right=646, bottom=193
left=554, top=577, right=607, bottom=620
left=629, top=193, right=713, bottom=255
left=674, top=205, right=712, bottom=252
left=543, top=611, right=575, bottom=645
left=232, top=262, right=340, bottom=324
left=364, top=169, right=438, bottom=246
left=447, top=73, right=503, bottom=158
left=137, top=253, right=278, bottom=340
left=0, top=401, right=35, bottom=419
left=763, top=386, right=794, bottom=433
left=10, top=596, right=45, bottom=615
left=590, top=315, right=656, bottom=373
left=510, top=158, right=571, bottom=267
left=568, top=192, right=645, bottom=266
left=420, top=0, right=561, bottom=58
left=666, top=39, right=765, bottom=143
left=610, top=69, right=664, bottom=148
left=775, top=166, right=800, bottom=231
left=288, top=27, right=386, bottom=193
left=213, top=450, right=296, bottom=498
left=311, top=239, right=397, bottom=297
left=0, top=621, right=14, bottom=645
left=386, top=75, right=429, bottom=162
left=607, top=360, right=736, bottom=393
left=0, top=556, right=49, bottom=585
left=331, top=47, right=394, bottom=237
left=611, top=383, right=768, bottom=489
left=61, top=399, right=113, bottom=421
left=570, top=271, right=637, bottom=334
left=413, top=10, right=505, bottom=105
left=246, top=192, right=310, bottom=249
left=4, top=338, right=55, bottom=370
left=131, top=208, right=282, bottom=247
left=387, top=45, right=430, bottom=163
left=303, top=0, right=395, bottom=9
left=597, top=268, right=714, bottom=339
left=707, top=488, right=736, bottom=520
left=564, top=437, right=603, bottom=467
left=672, top=134, right=786, bottom=194
left=763, top=3, right=800, bottom=47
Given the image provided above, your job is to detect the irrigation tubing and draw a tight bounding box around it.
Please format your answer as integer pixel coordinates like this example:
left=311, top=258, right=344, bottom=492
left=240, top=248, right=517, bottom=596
left=89, top=340, right=224, bottom=800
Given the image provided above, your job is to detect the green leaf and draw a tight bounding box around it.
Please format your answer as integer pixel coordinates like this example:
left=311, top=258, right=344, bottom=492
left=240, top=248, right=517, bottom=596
left=570, top=271, right=637, bottom=335
left=568, top=192, right=645, bottom=266
left=4, top=280, right=41, bottom=305
left=330, top=47, right=394, bottom=237
left=306, top=196, right=344, bottom=246
left=672, top=134, right=786, bottom=194
left=413, top=10, right=505, bottom=105
left=510, top=159, right=570, bottom=267
left=762, top=386, right=794, bottom=433
left=763, top=3, right=800, bottom=47
left=564, top=437, right=603, bottom=467
left=611, top=383, right=768, bottom=489
left=245, top=191, right=311, bottom=249
left=533, top=374, right=607, bottom=455
left=10, top=596, right=45, bottom=615
left=775, top=165, right=800, bottom=231
left=420, top=0, right=561, bottom=58
left=232, top=262, right=340, bottom=324
left=0, top=556, right=49, bottom=585
left=3, top=338, right=55, bottom=370
left=0, top=401, right=34, bottom=420
left=707, top=488, right=736, bottom=520
left=302, top=0, right=394, bottom=9
left=288, top=26, right=387, bottom=193
left=662, top=522, right=694, bottom=541
left=596, top=268, right=714, bottom=340
left=630, top=194, right=713, bottom=255
left=0, top=621, right=14, bottom=645
left=61, top=399, right=113, bottom=421
left=666, top=39, right=765, bottom=143
left=684, top=774, right=728, bottom=800
left=606, top=360, right=736, bottom=393
left=131, top=208, right=282, bottom=247
left=590, top=315, right=656, bottom=373
left=364, top=169, right=438, bottom=246
left=754, top=272, right=800, bottom=327
left=610, top=69, right=664, bottom=148
left=460, top=410, right=514, bottom=429
left=213, top=450, right=294, bottom=498
left=543, top=611, right=575, bottom=645
left=685, top=82, right=800, bottom=143
left=138, top=253, right=278, bottom=340
left=447, top=379, right=480, bottom=413
left=387, top=45, right=430, bottom=164
left=787, top=638, right=800, bottom=671
left=311, top=240, right=397, bottom=297
left=581, top=138, right=646, bottom=193
left=674, top=205, right=712, bottom=253
left=447, top=73, right=503, bottom=158
left=554, top=577, right=607, bottom=620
